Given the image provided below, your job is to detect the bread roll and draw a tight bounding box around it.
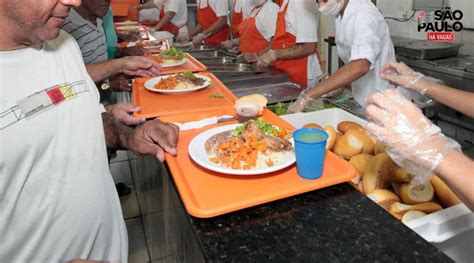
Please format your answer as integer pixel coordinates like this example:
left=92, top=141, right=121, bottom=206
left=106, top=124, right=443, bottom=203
left=390, top=202, right=442, bottom=218
left=431, top=175, right=461, bottom=208
left=333, top=132, right=364, bottom=159
left=362, top=153, right=395, bottom=195
left=399, top=182, right=434, bottom=205
left=367, top=189, right=400, bottom=204
left=303, top=123, right=322, bottom=129
left=349, top=154, right=374, bottom=175
left=401, top=211, right=427, bottom=223
left=323, top=125, right=337, bottom=150
left=345, top=129, right=374, bottom=154
left=235, top=94, right=267, bottom=116
left=374, top=141, right=386, bottom=154
left=235, top=94, right=268, bottom=107
left=385, top=167, right=414, bottom=183
left=337, top=121, right=363, bottom=134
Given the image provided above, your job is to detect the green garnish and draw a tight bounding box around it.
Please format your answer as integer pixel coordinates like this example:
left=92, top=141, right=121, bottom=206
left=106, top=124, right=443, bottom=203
left=273, top=102, right=287, bottom=116
left=209, top=94, right=224, bottom=98
left=230, top=118, right=280, bottom=137
left=182, top=71, right=195, bottom=78
left=162, top=47, right=185, bottom=59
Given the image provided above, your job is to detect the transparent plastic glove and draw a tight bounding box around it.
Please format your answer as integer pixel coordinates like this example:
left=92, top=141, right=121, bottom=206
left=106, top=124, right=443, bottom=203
left=257, top=49, right=277, bottom=68
left=380, top=62, right=425, bottom=93
left=287, top=89, right=314, bottom=114
left=365, top=89, right=460, bottom=184
left=222, top=39, right=237, bottom=49
left=175, top=34, right=190, bottom=43
left=192, top=33, right=206, bottom=45
left=242, top=53, right=259, bottom=63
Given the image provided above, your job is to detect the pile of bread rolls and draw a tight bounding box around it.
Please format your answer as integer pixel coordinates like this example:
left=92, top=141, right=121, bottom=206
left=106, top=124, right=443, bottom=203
left=302, top=121, right=462, bottom=223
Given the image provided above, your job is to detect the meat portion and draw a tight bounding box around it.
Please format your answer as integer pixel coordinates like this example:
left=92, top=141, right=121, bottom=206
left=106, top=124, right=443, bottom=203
left=176, top=74, right=205, bottom=86
left=242, top=121, right=264, bottom=139
left=205, top=130, right=231, bottom=155
left=263, top=135, right=293, bottom=151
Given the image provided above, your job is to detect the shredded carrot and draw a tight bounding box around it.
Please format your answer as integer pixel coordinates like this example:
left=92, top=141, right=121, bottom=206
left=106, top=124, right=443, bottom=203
left=154, top=76, right=179, bottom=90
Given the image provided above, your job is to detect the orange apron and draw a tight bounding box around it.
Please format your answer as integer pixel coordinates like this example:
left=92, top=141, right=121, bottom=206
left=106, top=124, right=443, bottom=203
left=197, top=0, right=230, bottom=45
left=231, top=0, right=243, bottom=38
left=272, top=1, right=318, bottom=87
left=238, top=5, right=268, bottom=53
left=159, top=0, right=185, bottom=36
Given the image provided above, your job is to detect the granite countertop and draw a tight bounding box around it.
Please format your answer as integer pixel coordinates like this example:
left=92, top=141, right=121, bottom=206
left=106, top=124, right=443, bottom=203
left=189, top=183, right=452, bottom=262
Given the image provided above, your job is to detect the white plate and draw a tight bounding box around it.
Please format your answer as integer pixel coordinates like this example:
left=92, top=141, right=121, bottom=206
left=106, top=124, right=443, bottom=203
left=142, top=40, right=163, bottom=49
left=160, top=58, right=187, bottom=68
left=144, top=73, right=211, bottom=94
left=116, top=25, right=143, bottom=31
left=115, top=20, right=139, bottom=26
left=188, top=124, right=296, bottom=175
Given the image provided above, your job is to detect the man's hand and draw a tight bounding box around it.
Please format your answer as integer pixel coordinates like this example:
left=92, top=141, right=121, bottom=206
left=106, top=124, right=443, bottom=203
left=192, top=33, right=206, bottom=45
left=287, top=89, right=313, bottom=114
left=125, top=119, right=179, bottom=162
left=119, top=56, right=161, bottom=77
left=242, top=53, right=258, bottom=63
left=106, top=103, right=145, bottom=126
left=176, top=34, right=190, bottom=43
left=109, top=74, right=132, bottom=92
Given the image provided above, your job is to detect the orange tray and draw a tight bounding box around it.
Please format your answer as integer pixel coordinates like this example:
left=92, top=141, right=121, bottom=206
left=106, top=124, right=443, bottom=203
left=131, top=72, right=235, bottom=119
left=162, top=108, right=358, bottom=218
left=160, top=53, right=208, bottom=75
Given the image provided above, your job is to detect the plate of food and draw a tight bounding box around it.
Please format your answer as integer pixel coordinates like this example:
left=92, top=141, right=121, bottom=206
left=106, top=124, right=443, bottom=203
left=147, top=48, right=187, bottom=67
left=144, top=72, right=211, bottom=94
left=115, top=20, right=139, bottom=26
left=116, top=25, right=143, bottom=31
left=141, top=40, right=164, bottom=49
left=189, top=118, right=295, bottom=175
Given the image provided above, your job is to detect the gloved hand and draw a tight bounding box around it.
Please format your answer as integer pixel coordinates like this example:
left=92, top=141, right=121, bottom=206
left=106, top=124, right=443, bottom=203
left=365, top=89, right=460, bottom=183
left=242, top=53, right=259, bottom=63
left=287, top=89, right=314, bottom=114
left=222, top=39, right=238, bottom=49
left=106, top=103, right=145, bottom=126
left=257, top=49, right=277, bottom=68
left=175, top=34, right=190, bottom=43
left=380, top=62, right=425, bottom=93
left=192, top=33, right=206, bottom=45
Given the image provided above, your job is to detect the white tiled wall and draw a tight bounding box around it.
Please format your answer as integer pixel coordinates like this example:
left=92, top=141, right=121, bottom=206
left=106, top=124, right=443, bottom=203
left=377, top=0, right=474, bottom=55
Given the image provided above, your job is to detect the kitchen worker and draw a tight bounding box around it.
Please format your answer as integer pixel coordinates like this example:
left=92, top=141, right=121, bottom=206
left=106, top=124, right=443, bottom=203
left=288, top=0, right=396, bottom=112
left=222, top=0, right=279, bottom=61
left=230, top=0, right=252, bottom=39
left=135, top=0, right=188, bottom=37
left=62, top=0, right=161, bottom=96
left=257, top=0, right=323, bottom=88
left=365, top=89, right=474, bottom=211
left=0, top=0, right=179, bottom=262
left=181, top=0, right=230, bottom=46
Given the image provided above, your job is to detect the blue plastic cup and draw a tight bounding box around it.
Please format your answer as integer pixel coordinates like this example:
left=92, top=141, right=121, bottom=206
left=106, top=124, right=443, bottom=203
left=292, top=128, right=328, bottom=180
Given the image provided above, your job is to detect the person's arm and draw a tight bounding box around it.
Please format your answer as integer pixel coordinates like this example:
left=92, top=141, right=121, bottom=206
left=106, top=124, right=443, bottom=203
left=135, top=1, right=157, bottom=11
left=86, top=56, right=161, bottom=82
left=102, top=112, right=178, bottom=161
left=257, top=38, right=272, bottom=57
left=305, top=59, right=370, bottom=98
left=274, top=42, right=316, bottom=60
left=188, top=24, right=203, bottom=38
left=435, top=150, right=474, bottom=211
left=154, top=11, right=176, bottom=31
left=410, top=79, right=474, bottom=118
left=201, top=16, right=227, bottom=36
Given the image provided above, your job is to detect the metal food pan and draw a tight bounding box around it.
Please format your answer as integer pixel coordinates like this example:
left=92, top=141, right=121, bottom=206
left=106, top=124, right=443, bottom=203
left=395, top=40, right=463, bottom=60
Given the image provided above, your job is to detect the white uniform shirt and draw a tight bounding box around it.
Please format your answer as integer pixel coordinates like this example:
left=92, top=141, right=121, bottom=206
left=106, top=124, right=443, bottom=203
left=335, top=0, right=396, bottom=106
left=250, top=2, right=279, bottom=40
left=61, top=9, right=108, bottom=64
left=279, top=0, right=323, bottom=87
left=198, top=0, right=230, bottom=17
left=154, top=0, right=189, bottom=35
left=0, top=31, right=127, bottom=262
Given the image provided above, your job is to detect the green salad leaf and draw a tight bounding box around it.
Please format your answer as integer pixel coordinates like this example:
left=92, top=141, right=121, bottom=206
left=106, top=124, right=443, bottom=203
left=182, top=71, right=195, bottom=78
left=208, top=93, right=224, bottom=98
left=230, top=118, right=280, bottom=137
left=162, top=47, right=184, bottom=59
